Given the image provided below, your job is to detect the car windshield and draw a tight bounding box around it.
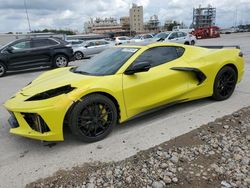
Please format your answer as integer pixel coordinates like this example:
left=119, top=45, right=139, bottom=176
left=154, top=32, right=170, bottom=39
left=73, top=47, right=138, bottom=76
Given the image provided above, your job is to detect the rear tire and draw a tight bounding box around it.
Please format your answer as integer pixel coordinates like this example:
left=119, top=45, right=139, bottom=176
left=69, top=94, right=118, bottom=142
left=74, top=51, right=84, bottom=60
left=184, top=41, right=190, bottom=45
left=212, top=66, right=237, bottom=101
left=53, top=54, right=68, bottom=68
left=0, top=62, right=6, bottom=77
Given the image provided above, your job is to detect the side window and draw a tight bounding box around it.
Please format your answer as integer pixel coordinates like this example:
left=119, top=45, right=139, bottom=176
left=133, top=47, right=181, bottom=68
left=169, top=32, right=178, bottom=39
left=32, top=39, right=58, bottom=48
left=48, top=39, right=59, bottom=45
left=176, top=47, right=185, bottom=57
left=182, top=32, right=187, bottom=37
left=99, top=41, right=109, bottom=45
left=87, top=42, right=95, bottom=47
left=145, top=35, right=153, bottom=39
left=32, top=39, right=48, bottom=48
left=95, top=41, right=101, bottom=46
left=11, top=41, right=31, bottom=50
left=177, top=32, right=184, bottom=38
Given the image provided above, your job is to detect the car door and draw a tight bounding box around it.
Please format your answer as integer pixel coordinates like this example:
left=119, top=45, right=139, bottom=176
left=30, top=38, right=57, bottom=66
left=144, top=34, right=153, bottom=42
left=84, top=41, right=98, bottom=56
left=177, top=32, right=188, bottom=44
left=94, top=41, right=105, bottom=53
left=7, top=39, right=35, bottom=70
left=122, top=46, right=191, bottom=117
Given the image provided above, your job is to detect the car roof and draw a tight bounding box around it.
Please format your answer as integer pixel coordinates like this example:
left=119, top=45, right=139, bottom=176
left=86, top=39, right=107, bottom=42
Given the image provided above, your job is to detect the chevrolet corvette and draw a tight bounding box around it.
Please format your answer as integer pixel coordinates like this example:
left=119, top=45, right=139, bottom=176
left=4, top=42, right=244, bottom=142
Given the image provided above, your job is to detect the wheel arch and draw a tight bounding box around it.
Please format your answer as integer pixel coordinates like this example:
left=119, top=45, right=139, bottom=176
left=74, top=50, right=84, bottom=55
left=0, top=60, right=7, bottom=67
left=219, top=63, right=238, bottom=80
left=63, top=91, right=122, bottom=128
left=53, top=52, right=69, bottom=62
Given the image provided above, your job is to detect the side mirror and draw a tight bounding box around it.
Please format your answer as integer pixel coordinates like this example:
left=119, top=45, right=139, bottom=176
left=84, top=45, right=89, bottom=48
left=124, top=61, right=151, bottom=75
left=168, top=36, right=175, bottom=40
left=6, top=46, right=14, bottom=53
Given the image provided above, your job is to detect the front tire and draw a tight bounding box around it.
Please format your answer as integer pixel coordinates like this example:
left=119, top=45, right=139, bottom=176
left=69, top=94, right=118, bottom=142
left=212, top=66, right=237, bottom=101
left=53, top=54, right=68, bottom=68
left=0, top=62, right=6, bottom=77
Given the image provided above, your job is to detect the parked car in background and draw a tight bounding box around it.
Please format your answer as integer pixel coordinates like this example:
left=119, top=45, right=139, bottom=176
left=153, top=31, right=197, bottom=45
left=0, top=37, right=74, bottom=77
left=114, top=36, right=130, bottom=45
left=129, top=34, right=154, bottom=43
left=72, top=40, right=114, bottom=60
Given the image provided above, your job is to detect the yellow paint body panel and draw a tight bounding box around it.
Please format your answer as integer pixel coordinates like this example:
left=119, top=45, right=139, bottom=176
left=4, top=43, right=245, bottom=141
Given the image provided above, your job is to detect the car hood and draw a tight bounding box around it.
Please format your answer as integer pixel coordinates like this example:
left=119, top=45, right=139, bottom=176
left=19, top=67, right=100, bottom=96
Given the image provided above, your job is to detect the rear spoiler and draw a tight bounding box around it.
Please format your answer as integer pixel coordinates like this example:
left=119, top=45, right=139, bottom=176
left=199, top=45, right=240, bottom=49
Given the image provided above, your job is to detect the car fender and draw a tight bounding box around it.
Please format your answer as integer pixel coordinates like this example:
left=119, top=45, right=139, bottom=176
left=67, top=87, right=128, bottom=122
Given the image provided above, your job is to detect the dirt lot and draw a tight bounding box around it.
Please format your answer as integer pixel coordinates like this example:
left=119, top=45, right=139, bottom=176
left=27, top=107, right=250, bottom=188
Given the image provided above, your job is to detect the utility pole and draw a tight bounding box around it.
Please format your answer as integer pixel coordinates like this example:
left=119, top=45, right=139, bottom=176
left=24, top=0, right=31, bottom=32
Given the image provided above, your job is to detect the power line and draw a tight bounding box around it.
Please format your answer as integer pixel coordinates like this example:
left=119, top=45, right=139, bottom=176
left=24, top=0, right=31, bottom=32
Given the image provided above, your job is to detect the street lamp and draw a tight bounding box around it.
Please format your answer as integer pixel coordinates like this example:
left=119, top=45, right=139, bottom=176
left=24, top=0, right=31, bottom=32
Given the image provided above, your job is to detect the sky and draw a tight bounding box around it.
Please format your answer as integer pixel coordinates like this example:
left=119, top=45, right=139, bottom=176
left=0, top=0, right=249, bottom=33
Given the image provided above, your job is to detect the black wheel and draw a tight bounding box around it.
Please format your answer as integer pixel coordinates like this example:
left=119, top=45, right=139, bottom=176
left=74, top=51, right=84, bottom=60
left=184, top=41, right=190, bottom=45
left=53, top=54, right=68, bottom=68
left=0, top=62, right=6, bottom=77
left=69, top=94, right=118, bottom=142
left=212, top=66, right=237, bottom=101
left=191, top=40, right=195, bottom=45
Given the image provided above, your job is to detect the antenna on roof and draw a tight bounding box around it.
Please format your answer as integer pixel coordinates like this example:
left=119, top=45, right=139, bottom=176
left=24, top=0, right=31, bottom=32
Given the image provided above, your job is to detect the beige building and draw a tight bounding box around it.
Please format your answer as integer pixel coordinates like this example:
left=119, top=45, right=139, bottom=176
left=120, top=16, right=130, bottom=31
left=129, top=3, right=144, bottom=33
left=84, top=17, right=123, bottom=34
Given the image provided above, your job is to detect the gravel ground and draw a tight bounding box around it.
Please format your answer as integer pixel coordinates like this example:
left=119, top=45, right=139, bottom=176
left=27, top=107, right=250, bottom=188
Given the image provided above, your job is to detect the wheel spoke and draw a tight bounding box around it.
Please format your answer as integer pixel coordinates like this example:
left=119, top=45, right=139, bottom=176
left=76, top=101, right=114, bottom=138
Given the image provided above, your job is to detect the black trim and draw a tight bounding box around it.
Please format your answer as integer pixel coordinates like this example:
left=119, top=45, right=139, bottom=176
left=198, top=45, right=240, bottom=49
left=126, top=99, right=188, bottom=122
left=171, top=67, right=207, bottom=85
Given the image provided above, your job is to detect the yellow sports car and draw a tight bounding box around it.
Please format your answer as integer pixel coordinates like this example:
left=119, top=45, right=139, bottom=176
left=4, top=42, right=244, bottom=142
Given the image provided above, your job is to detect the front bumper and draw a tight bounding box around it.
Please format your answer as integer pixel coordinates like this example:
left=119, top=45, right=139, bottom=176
left=4, top=93, right=74, bottom=141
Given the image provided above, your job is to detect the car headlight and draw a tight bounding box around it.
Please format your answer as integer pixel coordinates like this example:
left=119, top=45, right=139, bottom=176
left=26, top=85, right=76, bottom=101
